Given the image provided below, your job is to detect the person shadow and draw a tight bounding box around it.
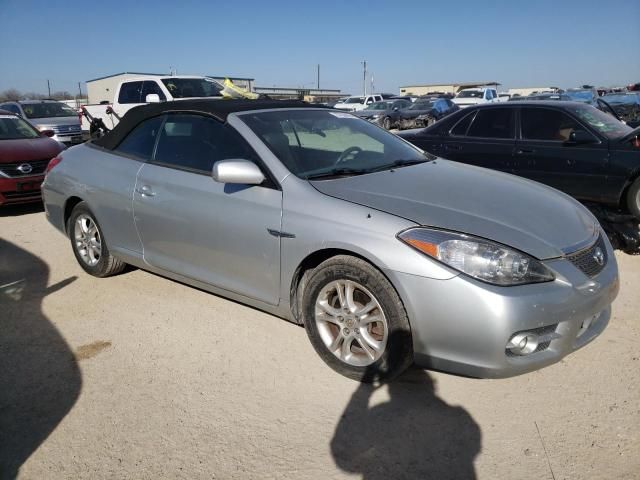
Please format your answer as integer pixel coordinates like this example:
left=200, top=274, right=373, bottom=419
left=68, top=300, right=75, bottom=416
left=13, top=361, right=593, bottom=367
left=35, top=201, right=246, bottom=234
left=0, top=238, right=81, bottom=479
left=331, top=332, right=481, bottom=480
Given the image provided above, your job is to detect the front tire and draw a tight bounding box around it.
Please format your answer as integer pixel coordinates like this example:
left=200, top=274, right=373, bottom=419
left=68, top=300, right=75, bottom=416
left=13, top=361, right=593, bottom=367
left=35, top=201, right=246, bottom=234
left=627, top=178, right=640, bottom=219
left=68, top=202, right=126, bottom=277
left=302, top=255, right=413, bottom=382
left=382, top=117, right=392, bottom=130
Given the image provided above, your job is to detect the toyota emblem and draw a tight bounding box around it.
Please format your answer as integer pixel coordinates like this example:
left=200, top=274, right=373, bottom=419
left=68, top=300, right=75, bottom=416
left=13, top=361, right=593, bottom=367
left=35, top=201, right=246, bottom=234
left=17, top=163, right=33, bottom=174
left=593, top=247, right=605, bottom=266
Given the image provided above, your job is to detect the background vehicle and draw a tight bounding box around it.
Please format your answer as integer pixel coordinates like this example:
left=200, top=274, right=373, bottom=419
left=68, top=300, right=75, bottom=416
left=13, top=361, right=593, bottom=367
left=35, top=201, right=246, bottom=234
left=0, top=110, right=64, bottom=206
left=565, top=88, right=599, bottom=105
left=398, top=102, right=640, bottom=252
left=397, top=97, right=459, bottom=129
left=42, top=100, right=617, bottom=381
left=451, top=87, right=499, bottom=108
left=603, top=92, right=640, bottom=128
left=0, top=100, right=82, bottom=145
left=80, top=75, right=224, bottom=132
left=509, top=93, right=573, bottom=101
left=333, top=94, right=384, bottom=112
left=353, top=99, right=411, bottom=129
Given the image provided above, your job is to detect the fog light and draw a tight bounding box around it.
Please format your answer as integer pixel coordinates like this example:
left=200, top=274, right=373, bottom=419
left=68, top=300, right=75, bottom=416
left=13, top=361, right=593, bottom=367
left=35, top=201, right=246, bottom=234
left=506, top=332, right=539, bottom=355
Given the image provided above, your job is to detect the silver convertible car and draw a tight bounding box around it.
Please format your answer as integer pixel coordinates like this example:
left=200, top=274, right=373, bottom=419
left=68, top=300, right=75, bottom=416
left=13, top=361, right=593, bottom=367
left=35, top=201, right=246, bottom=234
left=42, top=100, right=619, bottom=381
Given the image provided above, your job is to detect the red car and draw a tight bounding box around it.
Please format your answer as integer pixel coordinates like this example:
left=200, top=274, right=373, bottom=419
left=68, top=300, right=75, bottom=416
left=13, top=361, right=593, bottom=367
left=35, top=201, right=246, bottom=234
left=0, top=110, right=64, bottom=206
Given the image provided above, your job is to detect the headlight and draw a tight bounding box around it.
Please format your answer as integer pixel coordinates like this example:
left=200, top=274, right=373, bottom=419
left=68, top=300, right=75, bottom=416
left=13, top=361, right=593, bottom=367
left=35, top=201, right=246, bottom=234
left=370, top=114, right=380, bottom=119
left=398, top=228, right=555, bottom=286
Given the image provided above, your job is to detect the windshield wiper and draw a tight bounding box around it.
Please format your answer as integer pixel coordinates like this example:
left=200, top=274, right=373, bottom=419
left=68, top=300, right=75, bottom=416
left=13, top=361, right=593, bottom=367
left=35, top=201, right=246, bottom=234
left=305, top=167, right=373, bottom=180
left=367, top=158, right=430, bottom=173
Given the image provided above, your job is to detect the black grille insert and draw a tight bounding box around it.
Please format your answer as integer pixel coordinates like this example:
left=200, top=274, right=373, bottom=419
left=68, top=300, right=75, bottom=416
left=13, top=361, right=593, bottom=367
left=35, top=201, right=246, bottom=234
left=0, top=159, right=50, bottom=178
left=566, top=235, right=607, bottom=278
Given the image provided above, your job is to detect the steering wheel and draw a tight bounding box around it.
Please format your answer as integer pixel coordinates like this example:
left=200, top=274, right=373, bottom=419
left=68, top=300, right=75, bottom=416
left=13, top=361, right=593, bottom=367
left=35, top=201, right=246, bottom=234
left=335, top=146, right=363, bottom=165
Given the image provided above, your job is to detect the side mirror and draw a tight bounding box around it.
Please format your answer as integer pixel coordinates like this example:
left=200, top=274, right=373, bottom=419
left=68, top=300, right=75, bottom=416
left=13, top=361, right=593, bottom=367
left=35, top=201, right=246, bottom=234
left=212, top=159, right=265, bottom=185
left=567, top=130, right=596, bottom=145
left=393, top=107, right=399, bottom=111
left=145, top=94, right=161, bottom=103
left=40, top=129, right=55, bottom=138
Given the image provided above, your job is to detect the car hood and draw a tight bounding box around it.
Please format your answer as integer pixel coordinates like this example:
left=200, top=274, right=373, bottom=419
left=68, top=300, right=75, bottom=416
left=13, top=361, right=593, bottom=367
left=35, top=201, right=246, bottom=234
left=310, top=160, right=598, bottom=259
left=27, top=116, right=80, bottom=127
left=400, top=109, right=434, bottom=118
left=354, top=110, right=387, bottom=117
left=0, top=137, right=63, bottom=164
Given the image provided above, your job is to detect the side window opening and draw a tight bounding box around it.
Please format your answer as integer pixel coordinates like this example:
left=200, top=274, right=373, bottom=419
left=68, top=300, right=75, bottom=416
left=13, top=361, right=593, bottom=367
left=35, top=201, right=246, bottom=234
left=114, top=115, right=165, bottom=160
left=118, top=82, right=144, bottom=104
left=450, top=111, right=477, bottom=136
left=152, top=114, right=257, bottom=173
left=466, top=108, right=514, bottom=139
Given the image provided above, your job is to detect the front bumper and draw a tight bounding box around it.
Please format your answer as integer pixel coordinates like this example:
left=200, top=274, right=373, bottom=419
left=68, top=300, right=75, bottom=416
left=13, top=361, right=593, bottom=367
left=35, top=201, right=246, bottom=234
left=54, top=134, right=84, bottom=146
left=385, top=237, right=619, bottom=378
left=0, top=175, right=45, bottom=206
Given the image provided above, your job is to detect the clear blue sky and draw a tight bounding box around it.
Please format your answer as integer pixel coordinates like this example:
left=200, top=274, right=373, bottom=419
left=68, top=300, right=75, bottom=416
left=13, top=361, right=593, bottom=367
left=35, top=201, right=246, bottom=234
left=1, top=0, right=638, bottom=96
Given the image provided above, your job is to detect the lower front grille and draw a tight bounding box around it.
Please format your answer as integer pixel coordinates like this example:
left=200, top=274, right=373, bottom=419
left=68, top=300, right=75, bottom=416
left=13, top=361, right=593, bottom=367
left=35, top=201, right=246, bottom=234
left=566, top=235, right=607, bottom=278
left=3, top=189, right=41, bottom=199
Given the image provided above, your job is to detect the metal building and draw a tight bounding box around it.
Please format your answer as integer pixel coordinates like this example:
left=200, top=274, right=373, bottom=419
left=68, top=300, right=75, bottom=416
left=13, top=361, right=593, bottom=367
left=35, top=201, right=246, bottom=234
left=399, top=81, right=500, bottom=96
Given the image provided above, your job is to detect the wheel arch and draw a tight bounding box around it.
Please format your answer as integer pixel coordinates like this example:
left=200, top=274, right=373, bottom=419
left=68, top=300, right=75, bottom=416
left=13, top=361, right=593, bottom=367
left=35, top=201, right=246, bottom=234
left=288, top=247, right=398, bottom=325
left=63, top=196, right=84, bottom=234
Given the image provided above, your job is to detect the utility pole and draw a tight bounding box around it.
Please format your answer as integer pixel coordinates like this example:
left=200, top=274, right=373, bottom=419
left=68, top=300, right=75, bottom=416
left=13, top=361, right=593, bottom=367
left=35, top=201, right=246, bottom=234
left=361, top=61, right=367, bottom=96
left=47, top=79, right=51, bottom=97
left=317, top=64, right=320, bottom=90
left=77, top=82, right=82, bottom=99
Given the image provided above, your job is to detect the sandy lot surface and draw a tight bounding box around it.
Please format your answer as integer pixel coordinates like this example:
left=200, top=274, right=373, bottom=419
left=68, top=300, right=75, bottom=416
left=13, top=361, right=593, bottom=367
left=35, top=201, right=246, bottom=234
left=1, top=204, right=638, bottom=480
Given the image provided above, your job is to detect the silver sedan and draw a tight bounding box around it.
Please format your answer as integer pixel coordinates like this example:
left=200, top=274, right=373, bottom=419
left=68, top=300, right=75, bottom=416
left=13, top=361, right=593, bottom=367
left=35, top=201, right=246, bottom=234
left=42, top=100, right=619, bottom=381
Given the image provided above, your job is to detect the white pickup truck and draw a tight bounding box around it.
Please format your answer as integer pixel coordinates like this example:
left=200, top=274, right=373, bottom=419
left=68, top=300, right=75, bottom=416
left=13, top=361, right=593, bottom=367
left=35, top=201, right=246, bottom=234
left=451, top=87, right=499, bottom=109
left=81, top=75, right=224, bottom=131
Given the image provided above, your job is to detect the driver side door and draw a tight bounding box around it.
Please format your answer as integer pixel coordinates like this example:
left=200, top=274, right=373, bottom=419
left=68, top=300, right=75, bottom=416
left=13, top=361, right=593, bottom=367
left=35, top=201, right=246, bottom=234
left=514, top=107, right=609, bottom=202
left=132, top=113, right=283, bottom=305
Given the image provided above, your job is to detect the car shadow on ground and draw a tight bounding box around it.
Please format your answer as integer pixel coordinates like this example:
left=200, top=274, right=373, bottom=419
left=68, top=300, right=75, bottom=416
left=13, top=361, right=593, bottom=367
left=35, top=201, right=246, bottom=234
left=0, top=238, right=81, bottom=479
left=0, top=202, right=44, bottom=218
left=331, top=334, right=481, bottom=480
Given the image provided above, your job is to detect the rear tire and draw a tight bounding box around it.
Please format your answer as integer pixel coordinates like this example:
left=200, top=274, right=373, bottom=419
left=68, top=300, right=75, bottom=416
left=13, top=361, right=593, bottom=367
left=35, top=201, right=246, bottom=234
left=68, top=202, right=126, bottom=277
left=301, top=255, right=413, bottom=382
left=627, top=178, right=640, bottom=219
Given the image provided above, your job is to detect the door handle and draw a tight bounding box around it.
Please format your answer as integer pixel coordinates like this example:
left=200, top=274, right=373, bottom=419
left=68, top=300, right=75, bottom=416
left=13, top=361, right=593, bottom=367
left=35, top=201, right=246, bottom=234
left=446, top=144, right=463, bottom=151
left=516, top=149, right=536, bottom=155
left=136, top=185, right=155, bottom=197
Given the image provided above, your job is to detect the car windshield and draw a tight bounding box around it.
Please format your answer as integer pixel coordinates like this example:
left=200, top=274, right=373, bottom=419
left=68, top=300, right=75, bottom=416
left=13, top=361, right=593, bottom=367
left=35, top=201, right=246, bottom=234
left=161, top=78, right=223, bottom=98
left=604, top=94, right=638, bottom=104
left=457, top=90, right=483, bottom=98
left=364, top=101, right=392, bottom=110
left=0, top=114, right=40, bottom=139
left=408, top=101, right=435, bottom=110
left=566, top=90, right=595, bottom=103
left=344, top=97, right=365, bottom=104
left=571, top=105, right=633, bottom=139
left=21, top=102, right=77, bottom=119
left=241, top=109, right=433, bottom=179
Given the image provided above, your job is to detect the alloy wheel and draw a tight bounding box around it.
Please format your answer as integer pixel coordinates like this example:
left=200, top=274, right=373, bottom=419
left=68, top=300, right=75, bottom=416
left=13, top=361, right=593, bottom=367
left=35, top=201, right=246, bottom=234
left=314, top=279, right=389, bottom=367
left=73, top=214, right=102, bottom=266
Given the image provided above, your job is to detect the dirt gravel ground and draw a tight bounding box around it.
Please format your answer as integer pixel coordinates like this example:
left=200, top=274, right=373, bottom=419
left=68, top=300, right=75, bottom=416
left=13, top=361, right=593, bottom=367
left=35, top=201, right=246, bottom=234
left=1, top=204, right=639, bottom=480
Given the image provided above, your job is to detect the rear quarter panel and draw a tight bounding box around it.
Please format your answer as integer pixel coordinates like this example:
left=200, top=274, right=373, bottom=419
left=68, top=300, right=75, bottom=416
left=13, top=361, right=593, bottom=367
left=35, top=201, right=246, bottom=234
left=43, top=143, right=144, bottom=255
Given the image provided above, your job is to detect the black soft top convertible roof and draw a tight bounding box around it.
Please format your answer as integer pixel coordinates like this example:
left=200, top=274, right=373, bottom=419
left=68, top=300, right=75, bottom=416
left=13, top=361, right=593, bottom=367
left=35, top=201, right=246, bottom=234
left=93, top=99, right=311, bottom=150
